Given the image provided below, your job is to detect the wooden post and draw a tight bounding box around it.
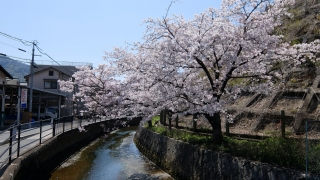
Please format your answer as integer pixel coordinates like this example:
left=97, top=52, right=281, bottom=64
left=175, top=115, right=178, bottom=128
left=163, top=110, right=167, bottom=126
left=148, top=120, right=152, bottom=127
left=281, top=110, right=285, bottom=138
left=226, top=121, right=230, bottom=136
left=193, top=114, right=197, bottom=132
left=160, top=110, right=163, bottom=125
left=168, top=112, right=172, bottom=130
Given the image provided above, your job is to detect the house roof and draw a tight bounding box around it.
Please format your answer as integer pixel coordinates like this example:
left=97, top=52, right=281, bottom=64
left=0, top=65, right=13, bottom=79
left=24, top=65, right=80, bottom=78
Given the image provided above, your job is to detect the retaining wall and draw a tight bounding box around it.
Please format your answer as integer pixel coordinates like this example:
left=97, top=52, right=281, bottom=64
left=134, top=126, right=306, bottom=180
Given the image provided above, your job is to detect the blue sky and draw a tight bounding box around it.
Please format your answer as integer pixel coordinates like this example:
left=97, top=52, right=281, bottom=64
left=0, top=1, right=221, bottom=68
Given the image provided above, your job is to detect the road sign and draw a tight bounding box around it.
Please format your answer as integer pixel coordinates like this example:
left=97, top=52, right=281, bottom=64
left=21, top=88, right=27, bottom=109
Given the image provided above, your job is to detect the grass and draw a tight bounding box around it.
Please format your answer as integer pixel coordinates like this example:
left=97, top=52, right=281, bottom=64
left=144, top=115, right=161, bottom=128
left=150, top=125, right=213, bottom=147
left=147, top=121, right=305, bottom=171
left=150, top=116, right=160, bottom=126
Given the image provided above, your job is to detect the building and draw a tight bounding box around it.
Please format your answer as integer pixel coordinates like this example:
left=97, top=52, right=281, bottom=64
left=24, top=64, right=90, bottom=117
left=0, top=65, right=13, bottom=84
left=0, top=65, right=17, bottom=125
left=0, top=62, right=92, bottom=126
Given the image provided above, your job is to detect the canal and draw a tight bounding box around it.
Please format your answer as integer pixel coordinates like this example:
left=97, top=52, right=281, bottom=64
left=47, top=126, right=173, bottom=180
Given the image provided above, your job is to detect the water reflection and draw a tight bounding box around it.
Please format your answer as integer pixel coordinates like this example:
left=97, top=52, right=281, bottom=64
left=50, top=126, right=173, bottom=180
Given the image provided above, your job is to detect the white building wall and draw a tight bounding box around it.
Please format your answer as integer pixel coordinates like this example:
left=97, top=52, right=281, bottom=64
left=28, top=68, right=60, bottom=93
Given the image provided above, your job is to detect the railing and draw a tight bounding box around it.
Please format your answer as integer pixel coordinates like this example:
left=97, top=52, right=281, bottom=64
left=34, top=60, right=93, bottom=67
left=0, top=115, right=124, bottom=170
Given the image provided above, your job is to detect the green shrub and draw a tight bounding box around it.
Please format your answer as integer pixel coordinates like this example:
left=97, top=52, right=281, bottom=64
left=145, top=116, right=160, bottom=128
left=151, top=116, right=160, bottom=126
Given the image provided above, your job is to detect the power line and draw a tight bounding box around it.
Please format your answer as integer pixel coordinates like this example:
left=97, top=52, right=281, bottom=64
left=0, top=41, right=31, bottom=54
left=0, top=54, right=30, bottom=64
left=0, top=52, right=47, bottom=62
left=0, top=31, right=88, bottom=74
left=6, top=55, right=31, bottom=62
left=34, top=44, right=75, bottom=74
left=0, top=32, right=32, bottom=46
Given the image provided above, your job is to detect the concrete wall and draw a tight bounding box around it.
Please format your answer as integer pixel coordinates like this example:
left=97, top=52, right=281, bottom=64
left=0, top=120, right=116, bottom=180
left=134, top=126, right=306, bottom=180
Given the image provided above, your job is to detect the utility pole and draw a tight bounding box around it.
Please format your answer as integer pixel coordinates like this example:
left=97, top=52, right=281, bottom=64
left=28, top=41, right=35, bottom=122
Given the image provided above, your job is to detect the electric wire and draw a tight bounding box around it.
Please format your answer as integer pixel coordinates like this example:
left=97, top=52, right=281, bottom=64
left=0, top=41, right=31, bottom=54
left=0, top=55, right=30, bottom=64
left=6, top=55, right=31, bottom=62
left=0, top=31, right=91, bottom=75
left=0, top=41, right=19, bottom=49
left=0, top=53, right=47, bottom=63
left=0, top=55, right=47, bottom=76
left=0, top=32, right=32, bottom=46
left=34, top=44, right=76, bottom=75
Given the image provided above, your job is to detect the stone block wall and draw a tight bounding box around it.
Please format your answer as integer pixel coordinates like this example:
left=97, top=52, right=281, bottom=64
left=134, top=126, right=306, bottom=180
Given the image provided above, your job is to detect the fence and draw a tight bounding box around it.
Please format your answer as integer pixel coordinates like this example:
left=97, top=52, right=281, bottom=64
left=158, top=110, right=299, bottom=138
left=306, top=121, right=320, bottom=179
left=34, top=60, right=92, bottom=67
left=0, top=115, right=116, bottom=170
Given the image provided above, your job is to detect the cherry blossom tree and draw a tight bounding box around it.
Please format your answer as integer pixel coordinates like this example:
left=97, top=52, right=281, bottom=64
left=58, top=64, right=126, bottom=118
left=60, top=0, right=320, bottom=143
left=106, top=0, right=299, bottom=143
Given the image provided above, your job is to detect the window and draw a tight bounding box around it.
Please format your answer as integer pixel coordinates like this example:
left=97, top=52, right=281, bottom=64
left=49, top=71, right=54, bottom=76
left=47, top=108, right=56, bottom=114
left=44, top=81, right=57, bottom=89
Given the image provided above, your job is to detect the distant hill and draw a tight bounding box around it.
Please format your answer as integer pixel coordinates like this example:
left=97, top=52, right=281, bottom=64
left=0, top=56, right=29, bottom=82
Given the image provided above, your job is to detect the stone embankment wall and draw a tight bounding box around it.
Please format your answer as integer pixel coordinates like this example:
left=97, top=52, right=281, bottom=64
left=1, top=118, right=141, bottom=180
left=134, top=126, right=305, bottom=180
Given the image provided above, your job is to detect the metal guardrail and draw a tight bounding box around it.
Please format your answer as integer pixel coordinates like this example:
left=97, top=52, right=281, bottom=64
left=0, top=115, right=125, bottom=170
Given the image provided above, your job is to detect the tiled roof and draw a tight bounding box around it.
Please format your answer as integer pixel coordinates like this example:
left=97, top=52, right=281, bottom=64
left=25, top=65, right=80, bottom=77
left=0, top=65, right=13, bottom=79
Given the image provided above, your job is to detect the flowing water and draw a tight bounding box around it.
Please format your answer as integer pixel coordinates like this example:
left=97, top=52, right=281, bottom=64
left=49, top=126, right=173, bottom=180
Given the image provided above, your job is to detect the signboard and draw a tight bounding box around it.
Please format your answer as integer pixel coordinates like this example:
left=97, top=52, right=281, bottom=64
left=21, top=88, right=27, bottom=109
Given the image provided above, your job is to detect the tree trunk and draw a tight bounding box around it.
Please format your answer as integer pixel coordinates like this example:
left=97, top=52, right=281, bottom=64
left=205, top=113, right=223, bottom=144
